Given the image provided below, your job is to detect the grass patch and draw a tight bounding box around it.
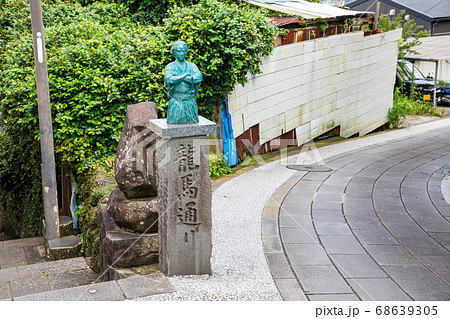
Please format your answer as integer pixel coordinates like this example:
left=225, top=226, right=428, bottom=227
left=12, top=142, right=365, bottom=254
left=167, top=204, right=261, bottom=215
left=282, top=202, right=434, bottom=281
left=209, top=155, right=235, bottom=178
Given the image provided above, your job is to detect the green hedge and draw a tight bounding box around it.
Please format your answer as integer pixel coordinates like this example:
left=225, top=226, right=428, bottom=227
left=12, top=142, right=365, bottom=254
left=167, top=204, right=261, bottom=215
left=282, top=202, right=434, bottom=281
left=0, top=131, right=44, bottom=237
left=1, top=2, right=168, bottom=174
left=0, top=0, right=278, bottom=238
left=162, top=0, right=280, bottom=116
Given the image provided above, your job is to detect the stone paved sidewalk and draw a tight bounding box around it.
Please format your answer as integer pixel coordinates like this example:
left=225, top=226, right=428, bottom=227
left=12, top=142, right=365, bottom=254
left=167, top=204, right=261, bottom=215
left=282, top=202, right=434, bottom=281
left=0, top=237, right=46, bottom=270
left=0, top=235, right=99, bottom=300
left=0, top=237, right=174, bottom=301
left=263, top=126, right=450, bottom=301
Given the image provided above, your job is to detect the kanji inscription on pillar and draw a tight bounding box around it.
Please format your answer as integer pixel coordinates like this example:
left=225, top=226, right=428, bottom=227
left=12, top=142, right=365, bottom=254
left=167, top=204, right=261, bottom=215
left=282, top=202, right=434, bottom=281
left=150, top=116, right=215, bottom=276
left=175, top=144, right=201, bottom=226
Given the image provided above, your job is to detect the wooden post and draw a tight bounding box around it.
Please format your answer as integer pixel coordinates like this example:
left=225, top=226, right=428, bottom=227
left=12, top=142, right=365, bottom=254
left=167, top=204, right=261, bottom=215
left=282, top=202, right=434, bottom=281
left=61, top=165, right=71, bottom=217
left=373, top=2, right=381, bottom=31
left=29, top=0, right=60, bottom=240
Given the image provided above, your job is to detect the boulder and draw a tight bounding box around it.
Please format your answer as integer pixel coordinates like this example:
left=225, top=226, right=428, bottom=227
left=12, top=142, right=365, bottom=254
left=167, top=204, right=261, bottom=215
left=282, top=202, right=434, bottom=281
left=115, top=101, right=159, bottom=199
left=106, top=188, right=158, bottom=233
left=98, top=205, right=159, bottom=272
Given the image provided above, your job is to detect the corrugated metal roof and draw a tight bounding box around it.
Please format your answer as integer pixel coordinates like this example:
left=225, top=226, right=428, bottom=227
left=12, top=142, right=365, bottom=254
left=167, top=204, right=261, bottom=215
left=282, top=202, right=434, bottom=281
left=269, top=17, right=306, bottom=27
left=404, top=35, right=450, bottom=61
left=246, top=0, right=372, bottom=19
left=349, top=0, right=450, bottom=20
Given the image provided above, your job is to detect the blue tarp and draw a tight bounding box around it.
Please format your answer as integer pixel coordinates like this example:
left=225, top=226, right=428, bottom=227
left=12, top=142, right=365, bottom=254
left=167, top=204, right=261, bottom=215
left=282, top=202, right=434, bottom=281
left=220, top=99, right=238, bottom=167
left=70, top=179, right=80, bottom=231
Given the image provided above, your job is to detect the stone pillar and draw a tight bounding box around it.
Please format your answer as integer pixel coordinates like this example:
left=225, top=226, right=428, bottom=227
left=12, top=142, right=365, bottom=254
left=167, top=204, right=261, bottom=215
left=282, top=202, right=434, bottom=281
left=149, top=116, right=215, bottom=276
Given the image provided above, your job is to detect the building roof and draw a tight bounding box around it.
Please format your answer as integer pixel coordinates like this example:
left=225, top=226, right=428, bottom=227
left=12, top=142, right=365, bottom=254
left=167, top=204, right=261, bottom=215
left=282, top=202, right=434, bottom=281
left=269, top=17, right=306, bottom=27
left=246, top=0, right=372, bottom=20
left=404, top=35, right=450, bottom=61
left=349, top=0, right=450, bottom=20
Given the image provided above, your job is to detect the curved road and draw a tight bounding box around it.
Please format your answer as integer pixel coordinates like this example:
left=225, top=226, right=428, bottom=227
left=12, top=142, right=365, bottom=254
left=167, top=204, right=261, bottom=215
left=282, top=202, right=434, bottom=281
left=266, top=126, right=450, bottom=301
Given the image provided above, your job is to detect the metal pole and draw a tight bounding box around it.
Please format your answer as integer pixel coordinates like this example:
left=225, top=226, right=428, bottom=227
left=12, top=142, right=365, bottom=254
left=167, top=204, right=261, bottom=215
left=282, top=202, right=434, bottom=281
left=434, top=61, right=438, bottom=108
left=29, top=0, right=60, bottom=240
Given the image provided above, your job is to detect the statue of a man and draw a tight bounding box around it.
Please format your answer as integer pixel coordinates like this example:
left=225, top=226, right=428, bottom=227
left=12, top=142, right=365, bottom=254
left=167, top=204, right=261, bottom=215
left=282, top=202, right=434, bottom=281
left=164, top=41, right=203, bottom=124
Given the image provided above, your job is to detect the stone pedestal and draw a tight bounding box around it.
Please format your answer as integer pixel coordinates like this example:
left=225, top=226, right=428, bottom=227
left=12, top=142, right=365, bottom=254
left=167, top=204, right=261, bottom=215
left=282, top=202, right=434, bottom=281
left=47, top=235, right=81, bottom=261
left=106, top=188, right=158, bottom=233
left=149, top=116, right=215, bottom=276
left=98, top=205, right=159, bottom=281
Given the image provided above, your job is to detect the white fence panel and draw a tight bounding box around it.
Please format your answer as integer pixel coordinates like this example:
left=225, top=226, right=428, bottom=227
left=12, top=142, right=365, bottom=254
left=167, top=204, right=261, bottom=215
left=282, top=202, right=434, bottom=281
left=228, top=29, right=402, bottom=145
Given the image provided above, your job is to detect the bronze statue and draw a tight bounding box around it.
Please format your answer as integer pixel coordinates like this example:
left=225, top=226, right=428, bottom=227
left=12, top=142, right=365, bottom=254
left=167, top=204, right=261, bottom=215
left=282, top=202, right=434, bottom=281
left=164, top=41, right=202, bottom=124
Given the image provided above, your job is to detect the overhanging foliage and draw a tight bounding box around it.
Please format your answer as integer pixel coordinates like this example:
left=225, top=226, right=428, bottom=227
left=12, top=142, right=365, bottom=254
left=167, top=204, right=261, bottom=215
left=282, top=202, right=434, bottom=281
left=0, top=0, right=279, bottom=237
left=378, top=10, right=430, bottom=56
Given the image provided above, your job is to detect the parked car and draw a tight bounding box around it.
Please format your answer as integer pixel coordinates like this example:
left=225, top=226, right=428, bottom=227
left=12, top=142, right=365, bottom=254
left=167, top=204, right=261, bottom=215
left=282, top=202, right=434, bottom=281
left=396, top=60, right=442, bottom=103
left=442, top=87, right=450, bottom=105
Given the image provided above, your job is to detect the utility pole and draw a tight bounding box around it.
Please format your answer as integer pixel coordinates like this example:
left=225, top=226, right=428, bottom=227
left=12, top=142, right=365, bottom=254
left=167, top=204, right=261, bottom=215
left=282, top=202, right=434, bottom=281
left=373, top=2, right=381, bottom=31
left=29, top=0, right=60, bottom=241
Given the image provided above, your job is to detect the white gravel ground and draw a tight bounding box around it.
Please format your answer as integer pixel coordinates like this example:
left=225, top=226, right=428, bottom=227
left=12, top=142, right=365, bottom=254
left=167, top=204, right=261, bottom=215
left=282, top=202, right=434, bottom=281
left=137, top=118, right=450, bottom=301
left=141, top=162, right=294, bottom=301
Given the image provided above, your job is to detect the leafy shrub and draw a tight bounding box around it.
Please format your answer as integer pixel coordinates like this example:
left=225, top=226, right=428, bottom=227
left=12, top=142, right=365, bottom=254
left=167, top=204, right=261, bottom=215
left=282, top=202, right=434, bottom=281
left=378, top=10, right=430, bottom=56
left=0, top=131, right=44, bottom=237
left=388, top=89, right=407, bottom=128
left=162, top=0, right=281, bottom=117
left=1, top=1, right=157, bottom=238
left=1, top=2, right=169, bottom=175
left=0, top=0, right=278, bottom=241
left=73, top=154, right=115, bottom=269
left=209, top=154, right=234, bottom=178
left=75, top=176, right=108, bottom=270
left=116, top=0, right=199, bottom=24
left=388, top=88, right=444, bottom=128
left=1, top=0, right=278, bottom=173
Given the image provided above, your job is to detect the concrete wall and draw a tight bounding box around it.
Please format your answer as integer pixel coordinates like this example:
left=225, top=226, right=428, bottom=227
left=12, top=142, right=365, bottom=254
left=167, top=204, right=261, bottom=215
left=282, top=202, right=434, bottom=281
left=228, top=29, right=402, bottom=146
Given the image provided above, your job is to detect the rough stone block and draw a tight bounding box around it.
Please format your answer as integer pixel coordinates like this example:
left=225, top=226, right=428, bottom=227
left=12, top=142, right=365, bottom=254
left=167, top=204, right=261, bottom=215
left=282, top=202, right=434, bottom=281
left=47, top=235, right=81, bottom=261
left=105, top=263, right=159, bottom=281
left=98, top=205, right=158, bottom=271
left=106, top=188, right=158, bottom=233
left=115, top=101, right=159, bottom=199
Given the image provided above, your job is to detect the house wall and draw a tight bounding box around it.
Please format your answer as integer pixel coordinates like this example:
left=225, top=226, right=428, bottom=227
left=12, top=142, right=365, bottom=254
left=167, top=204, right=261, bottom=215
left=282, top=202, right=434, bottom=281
left=227, top=29, right=402, bottom=147
left=434, top=21, right=450, bottom=36
left=350, top=0, right=431, bottom=33
left=413, top=60, right=450, bottom=82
